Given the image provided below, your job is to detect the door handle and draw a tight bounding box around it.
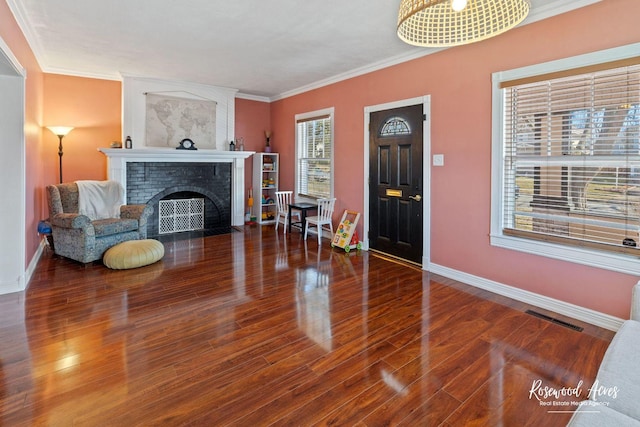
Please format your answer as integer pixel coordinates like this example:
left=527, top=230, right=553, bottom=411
left=409, top=194, right=422, bottom=202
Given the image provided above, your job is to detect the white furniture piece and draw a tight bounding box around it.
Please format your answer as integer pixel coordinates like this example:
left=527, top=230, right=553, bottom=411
left=252, top=153, right=279, bottom=224
left=568, top=281, right=640, bottom=426
left=275, top=191, right=300, bottom=233
left=304, top=198, right=336, bottom=244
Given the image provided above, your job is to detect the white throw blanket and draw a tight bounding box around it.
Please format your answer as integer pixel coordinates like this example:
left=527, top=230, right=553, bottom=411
left=76, top=180, right=124, bottom=220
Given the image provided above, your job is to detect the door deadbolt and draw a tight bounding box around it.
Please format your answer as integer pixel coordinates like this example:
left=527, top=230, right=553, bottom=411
left=409, top=194, right=422, bottom=202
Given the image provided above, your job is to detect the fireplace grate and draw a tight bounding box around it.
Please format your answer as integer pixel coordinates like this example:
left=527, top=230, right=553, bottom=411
left=159, top=198, right=205, bottom=234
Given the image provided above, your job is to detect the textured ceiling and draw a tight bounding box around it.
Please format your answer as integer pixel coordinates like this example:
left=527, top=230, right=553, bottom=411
left=7, top=0, right=600, bottom=100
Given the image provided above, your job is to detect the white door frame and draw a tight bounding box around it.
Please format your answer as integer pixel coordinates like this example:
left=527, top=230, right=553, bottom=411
left=363, top=95, right=432, bottom=270
left=0, top=34, right=27, bottom=294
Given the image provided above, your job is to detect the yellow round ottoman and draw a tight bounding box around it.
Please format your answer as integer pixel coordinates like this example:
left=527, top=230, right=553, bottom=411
left=103, top=239, right=164, bottom=270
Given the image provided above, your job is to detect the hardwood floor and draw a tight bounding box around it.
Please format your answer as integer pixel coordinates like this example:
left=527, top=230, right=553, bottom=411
left=0, top=225, right=614, bottom=426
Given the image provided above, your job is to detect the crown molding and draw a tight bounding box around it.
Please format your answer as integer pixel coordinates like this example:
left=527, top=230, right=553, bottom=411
left=5, top=0, right=44, bottom=71
left=270, top=46, right=442, bottom=102
left=45, top=65, right=122, bottom=81
left=271, top=0, right=603, bottom=102
left=119, top=73, right=239, bottom=95
left=523, top=0, right=601, bottom=25
left=236, top=92, right=271, bottom=103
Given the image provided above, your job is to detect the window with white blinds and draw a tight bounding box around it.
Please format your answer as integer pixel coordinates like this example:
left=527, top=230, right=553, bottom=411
left=491, top=43, right=640, bottom=273
left=295, top=108, right=334, bottom=199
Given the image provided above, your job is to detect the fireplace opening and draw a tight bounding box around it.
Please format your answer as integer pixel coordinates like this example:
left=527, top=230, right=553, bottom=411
left=159, top=194, right=205, bottom=234
left=156, top=190, right=234, bottom=239
left=126, top=162, right=232, bottom=237
left=148, top=189, right=230, bottom=237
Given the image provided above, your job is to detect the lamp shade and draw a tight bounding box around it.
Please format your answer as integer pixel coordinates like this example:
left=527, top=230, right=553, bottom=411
left=397, top=0, right=530, bottom=47
left=46, top=126, right=74, bottom=137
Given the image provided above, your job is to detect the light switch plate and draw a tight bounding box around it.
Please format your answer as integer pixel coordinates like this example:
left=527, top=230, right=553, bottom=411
left=433, top=154, right=444, bottom=166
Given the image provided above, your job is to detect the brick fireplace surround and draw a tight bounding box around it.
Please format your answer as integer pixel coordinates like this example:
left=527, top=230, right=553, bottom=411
left=99, top=149, right=254, bottom=230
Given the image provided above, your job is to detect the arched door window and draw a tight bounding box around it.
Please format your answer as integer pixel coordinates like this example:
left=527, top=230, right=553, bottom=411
left=380, top=116, right=411, bottom=137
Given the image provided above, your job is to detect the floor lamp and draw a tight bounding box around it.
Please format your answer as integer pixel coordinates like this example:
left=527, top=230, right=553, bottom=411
left=46, top=126, right=74, bottom=183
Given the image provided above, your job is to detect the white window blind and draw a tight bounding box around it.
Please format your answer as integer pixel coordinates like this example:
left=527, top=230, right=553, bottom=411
left=296, top=113, right=333, bottom=199
left=502, top=63, right=640, bottom=255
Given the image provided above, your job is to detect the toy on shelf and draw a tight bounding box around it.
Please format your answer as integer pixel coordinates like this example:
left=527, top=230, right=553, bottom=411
left=331, top=210, right=362, bottom=253
left=262, top=178, right=275, bottom=188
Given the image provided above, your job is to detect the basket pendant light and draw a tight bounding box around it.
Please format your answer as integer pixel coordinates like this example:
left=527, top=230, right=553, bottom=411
left=398, top=0, right=530, bottom=47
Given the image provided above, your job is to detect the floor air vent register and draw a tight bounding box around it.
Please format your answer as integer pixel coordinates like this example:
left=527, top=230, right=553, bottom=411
left=525, top=309, right=584, bottom=332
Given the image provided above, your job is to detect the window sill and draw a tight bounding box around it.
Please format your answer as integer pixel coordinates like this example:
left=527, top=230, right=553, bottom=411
left=490, top=233, right=640, bottom=276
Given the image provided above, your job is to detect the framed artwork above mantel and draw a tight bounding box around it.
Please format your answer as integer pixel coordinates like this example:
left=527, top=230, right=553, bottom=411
left=144, top=93, right=217, bottom=149
left=122, top=75, right=238, bottom=151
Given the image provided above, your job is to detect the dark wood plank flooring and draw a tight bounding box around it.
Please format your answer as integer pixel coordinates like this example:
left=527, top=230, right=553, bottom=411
left=0, top=225, right=614, bottom=426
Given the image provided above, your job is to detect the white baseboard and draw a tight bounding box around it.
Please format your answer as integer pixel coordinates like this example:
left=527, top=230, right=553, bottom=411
left=428, top=263, right=624, bottom=332
left=24, top=238, right=47, bottom=289
left=0, top=279, right=25, bottom=295
left=0, top=238, right=45, bottom=295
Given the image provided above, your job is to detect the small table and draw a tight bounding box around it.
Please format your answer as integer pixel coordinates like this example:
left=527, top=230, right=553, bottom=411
left=288, top=202, right=317, bottom=234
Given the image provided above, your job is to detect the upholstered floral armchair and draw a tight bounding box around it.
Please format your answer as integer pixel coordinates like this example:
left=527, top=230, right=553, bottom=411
left=46, top=182, right=153, bottom=263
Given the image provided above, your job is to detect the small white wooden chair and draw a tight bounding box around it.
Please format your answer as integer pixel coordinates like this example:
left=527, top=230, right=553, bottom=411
left=304, top=198, right=336, bottom=244
left=275, top=191, right=299, bottom=233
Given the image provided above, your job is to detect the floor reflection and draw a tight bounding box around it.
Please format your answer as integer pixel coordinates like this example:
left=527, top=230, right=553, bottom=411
left=274, top=232, right=289, bottom=271
left=295, top=243, right=333, bottom=351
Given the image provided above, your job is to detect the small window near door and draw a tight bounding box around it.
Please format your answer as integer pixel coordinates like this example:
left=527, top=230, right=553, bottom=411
left=380, top=116, right=411, bottom=137
left=295, top=108, right=334, bottom=199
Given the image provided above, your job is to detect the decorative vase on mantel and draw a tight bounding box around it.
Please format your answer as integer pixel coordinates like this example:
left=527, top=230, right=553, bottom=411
left=264, top=130, right=272, bottom=153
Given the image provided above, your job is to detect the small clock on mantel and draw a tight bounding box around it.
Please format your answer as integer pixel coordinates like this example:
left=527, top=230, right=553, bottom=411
left=177, top=138, right=197, bottom=150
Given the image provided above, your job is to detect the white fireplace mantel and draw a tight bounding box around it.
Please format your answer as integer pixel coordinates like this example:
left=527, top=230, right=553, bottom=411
left=99, top=148, right=254, bottom=226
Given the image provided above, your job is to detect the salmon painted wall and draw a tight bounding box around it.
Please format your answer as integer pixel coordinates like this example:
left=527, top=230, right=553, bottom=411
left=43, top=74, right=121, bottom=183
left=271, top=0, right=640, bottom=319
left=0, top=0, right=44, bottom=266
left=235, top=97, right=271, bottom=209
left=40, top=86, right=268, bottom=217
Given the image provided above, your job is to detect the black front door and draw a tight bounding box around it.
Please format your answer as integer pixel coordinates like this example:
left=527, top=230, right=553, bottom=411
left=369, top=104, right=424, bottom=264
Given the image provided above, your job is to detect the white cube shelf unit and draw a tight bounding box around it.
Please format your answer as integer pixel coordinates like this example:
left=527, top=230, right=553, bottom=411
left=252, top=153, right=279, bottom=224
